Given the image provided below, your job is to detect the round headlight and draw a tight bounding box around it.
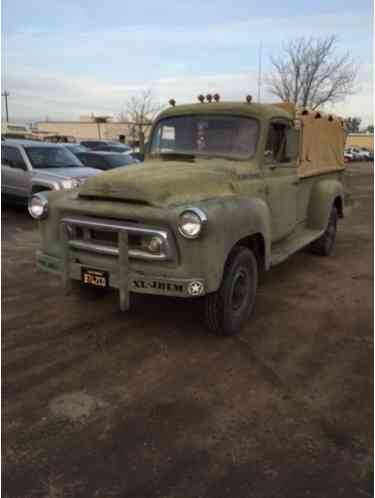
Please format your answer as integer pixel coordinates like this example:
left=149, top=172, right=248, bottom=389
left=178, top=208, right=207, bottom=239
left=28, top=193, right=49, bottom=219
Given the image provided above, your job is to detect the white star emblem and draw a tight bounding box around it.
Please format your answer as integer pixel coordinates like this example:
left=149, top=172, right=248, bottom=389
left=188, top=281, right=204, bottom=296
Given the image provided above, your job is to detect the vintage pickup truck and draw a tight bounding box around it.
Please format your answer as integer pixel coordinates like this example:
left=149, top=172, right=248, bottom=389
left=30, top=96, right=346, bottom=336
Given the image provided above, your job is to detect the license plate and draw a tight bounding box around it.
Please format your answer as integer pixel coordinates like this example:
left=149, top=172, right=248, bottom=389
left=81, top=268, right=108, bottom=288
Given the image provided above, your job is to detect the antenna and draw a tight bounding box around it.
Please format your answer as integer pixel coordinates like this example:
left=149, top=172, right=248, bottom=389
left=257, top=42, right=262, bottom=103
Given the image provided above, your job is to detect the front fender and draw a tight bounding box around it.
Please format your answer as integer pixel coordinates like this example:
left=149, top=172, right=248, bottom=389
left=188, top=196, right=272, bottom=291
left=307, top=178, right=344, bottom=231
left=31, top=177, right=59, bottom=192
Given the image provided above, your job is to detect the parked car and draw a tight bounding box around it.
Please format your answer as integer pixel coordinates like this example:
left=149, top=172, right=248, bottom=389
left=58, top=143, right=90, bottom=155
left=129, top=151, right=145, bottom=162
left=75, top=151, right=140, bottom=171
left=1, top=139, right=101, bottom=205
left=344, top=149, right=355, bottom=162
left=346, top=147, right=368, bottom=161
left=80, top=140, right=132, bottom=153
left=359, top=147, right=374, bottom=161
left=44, top=135, right=77, bottom=143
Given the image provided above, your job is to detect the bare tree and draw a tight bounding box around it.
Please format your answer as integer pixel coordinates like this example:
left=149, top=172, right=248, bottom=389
left=267, top=36, right=357, bottom=110
left=344, top=116, right=362, bottom=133
left=119, top=89, right=162, bottom=151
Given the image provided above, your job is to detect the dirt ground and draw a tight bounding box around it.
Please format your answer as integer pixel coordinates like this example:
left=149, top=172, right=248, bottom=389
left=3, top=163, right=373, bottom=498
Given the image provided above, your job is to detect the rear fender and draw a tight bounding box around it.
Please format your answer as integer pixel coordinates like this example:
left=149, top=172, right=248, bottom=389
left=307, top=178, right=344, bottom=231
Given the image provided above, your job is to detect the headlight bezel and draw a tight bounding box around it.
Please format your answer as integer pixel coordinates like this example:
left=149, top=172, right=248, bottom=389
left=28, top=192, right=49, bottom=220
left=177, top=207, right=208, bottom=239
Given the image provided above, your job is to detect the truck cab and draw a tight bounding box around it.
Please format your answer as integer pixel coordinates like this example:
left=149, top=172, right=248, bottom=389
left=31, top=96, right=346, bottom=336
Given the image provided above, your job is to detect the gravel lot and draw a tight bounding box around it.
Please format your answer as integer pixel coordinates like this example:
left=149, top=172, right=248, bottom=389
left=3, top=162, right=373, bottom=498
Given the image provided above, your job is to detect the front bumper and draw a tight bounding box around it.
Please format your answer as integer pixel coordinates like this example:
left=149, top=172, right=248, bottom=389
left=36, top=250, right=206, bottom=307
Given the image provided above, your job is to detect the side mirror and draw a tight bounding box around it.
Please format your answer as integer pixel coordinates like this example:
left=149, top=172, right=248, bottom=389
left=285, top=128, right=300, bottom=161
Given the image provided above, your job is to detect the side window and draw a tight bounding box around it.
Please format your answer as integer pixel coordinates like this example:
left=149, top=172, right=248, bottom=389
left=2, top=145, right=8, bottom=165
left=77, top=154, right=88, bottom=166
left=264, top=123, right=288, bottom=163
left=5, top=147, right=27, bottom=170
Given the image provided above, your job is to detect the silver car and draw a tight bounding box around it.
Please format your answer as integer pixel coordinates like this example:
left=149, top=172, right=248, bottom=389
left=1, top=139, right=102, bottom=204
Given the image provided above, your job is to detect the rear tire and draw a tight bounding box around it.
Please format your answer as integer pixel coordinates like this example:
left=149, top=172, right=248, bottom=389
left=204, top=246, right=258, bottom=336
left=310, top=206, right=337, bottom=256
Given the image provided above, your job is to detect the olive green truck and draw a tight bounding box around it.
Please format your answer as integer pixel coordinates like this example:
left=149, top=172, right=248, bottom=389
left=30, top=97, right=346, bottom=336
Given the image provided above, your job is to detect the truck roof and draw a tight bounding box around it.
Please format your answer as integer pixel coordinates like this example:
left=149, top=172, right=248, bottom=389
left=157, top=101, right=293, bottom=122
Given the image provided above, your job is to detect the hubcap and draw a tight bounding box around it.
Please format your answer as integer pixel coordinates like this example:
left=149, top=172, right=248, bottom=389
left=231, top=268, right=249, bottom=312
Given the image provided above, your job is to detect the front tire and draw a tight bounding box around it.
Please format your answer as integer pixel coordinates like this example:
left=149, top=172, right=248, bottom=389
left=310, top=206, right=337, bottom=256
left=204, top=246, right=258, bottom=336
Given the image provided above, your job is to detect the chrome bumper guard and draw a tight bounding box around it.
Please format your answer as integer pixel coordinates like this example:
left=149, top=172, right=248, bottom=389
left=60, top=215, right=176, bottom=311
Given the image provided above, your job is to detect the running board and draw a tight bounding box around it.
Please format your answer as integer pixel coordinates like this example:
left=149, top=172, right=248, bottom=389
left=271, top=228, right=324, bottom=266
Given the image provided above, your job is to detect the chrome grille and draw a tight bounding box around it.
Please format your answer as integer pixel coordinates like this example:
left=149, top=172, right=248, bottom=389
left=61, top=216, right=175, bottom=261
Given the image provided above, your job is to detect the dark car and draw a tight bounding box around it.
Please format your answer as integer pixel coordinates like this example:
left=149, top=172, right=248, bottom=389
left=129, top=151, right=144, bottom=162
left=75, top=151, right=140, bottom=171
left=80, top=140, right=132, bottom=153
left=59, top=144, right=89, bottom=155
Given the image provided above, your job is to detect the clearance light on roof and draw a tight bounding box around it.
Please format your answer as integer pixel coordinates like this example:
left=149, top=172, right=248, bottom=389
left=246, top=95, right=252, bottom=104
left=198, top=94, right=205, bottom=103
left=213, top=93, right=220, bottom=102
left=206, top=94, right=213, bottom=103
left=168, top=98, right=176, bottom=107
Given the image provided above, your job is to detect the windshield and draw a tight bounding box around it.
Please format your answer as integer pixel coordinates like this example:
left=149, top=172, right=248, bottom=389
left=150, top=115, right=259, bottom=159
left=25, top=146, right=83, bottom=168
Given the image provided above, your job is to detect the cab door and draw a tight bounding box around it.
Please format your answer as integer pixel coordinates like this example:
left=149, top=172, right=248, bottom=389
left=263, top=120, right=299, bottom=243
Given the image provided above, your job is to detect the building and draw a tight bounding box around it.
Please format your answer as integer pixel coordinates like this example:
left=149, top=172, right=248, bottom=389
left=36, top=114, right=152, bottom=145
left=346, top=133, right=374, bottom=151
left=1, top=122, right=55, bottom=140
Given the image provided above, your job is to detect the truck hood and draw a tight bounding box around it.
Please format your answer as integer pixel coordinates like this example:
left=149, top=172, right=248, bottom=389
left=78, top=160, right=240, bottom=207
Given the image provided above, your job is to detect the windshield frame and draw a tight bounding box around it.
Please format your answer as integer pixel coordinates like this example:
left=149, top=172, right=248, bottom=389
left=24, top=146, right=84, bottom=169
left=149, top=113, right=260, bottom=161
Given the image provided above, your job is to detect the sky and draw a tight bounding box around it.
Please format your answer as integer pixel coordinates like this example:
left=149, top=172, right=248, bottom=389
left=1, top=0, right=374, bottom=126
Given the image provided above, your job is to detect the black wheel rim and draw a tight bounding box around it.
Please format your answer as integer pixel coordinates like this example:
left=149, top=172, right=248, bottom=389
left=231, top=268, right=249, bottom=312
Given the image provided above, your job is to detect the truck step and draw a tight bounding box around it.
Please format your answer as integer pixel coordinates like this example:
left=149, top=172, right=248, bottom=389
left=271, top=228, right=324, bottom=266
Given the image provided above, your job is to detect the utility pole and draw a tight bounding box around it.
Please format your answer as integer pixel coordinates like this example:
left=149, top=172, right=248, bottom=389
left=257, top=43, right=263, bottom=103
left=2, top=90, right=10, bottom=123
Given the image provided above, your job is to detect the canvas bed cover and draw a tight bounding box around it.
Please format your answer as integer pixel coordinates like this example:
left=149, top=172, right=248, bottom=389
left=297, top=113, right=346, bottom=179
